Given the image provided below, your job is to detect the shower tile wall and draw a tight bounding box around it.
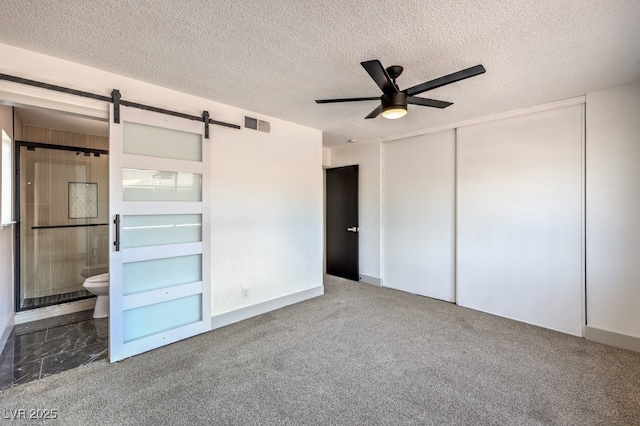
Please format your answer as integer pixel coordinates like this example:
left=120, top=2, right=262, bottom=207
left=20, top=126, right=108, bottom=301
left=24, top=126, right=108, bottom=150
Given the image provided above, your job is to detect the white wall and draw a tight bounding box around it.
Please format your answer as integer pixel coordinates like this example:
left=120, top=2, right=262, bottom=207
left=329, top=141, right=381, bottom=281
left=210, top=122, right=322, bottom=315
left=586, top=81, right=640, bottom=339
left=382, top=131, right=456, bottom=301
left=325, top=86, right=640, bottom=347
left=0, top=43, right=323, bottom=323
left=457, top=105, right=584, bottom=336
left=0, top=104, right=15, bottom=350
left=322, top=147, right=331, bottom=168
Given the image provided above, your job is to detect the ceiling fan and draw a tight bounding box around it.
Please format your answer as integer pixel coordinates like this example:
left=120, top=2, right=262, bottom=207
left=316, top=60, right=486, bottom=119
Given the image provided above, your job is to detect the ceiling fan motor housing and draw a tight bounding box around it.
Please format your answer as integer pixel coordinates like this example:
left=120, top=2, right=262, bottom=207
left=382, top=92, right=407, bottom=111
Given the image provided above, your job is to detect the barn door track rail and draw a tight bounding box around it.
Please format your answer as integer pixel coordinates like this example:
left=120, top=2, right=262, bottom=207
left=0, top=73, right=241, bottom=138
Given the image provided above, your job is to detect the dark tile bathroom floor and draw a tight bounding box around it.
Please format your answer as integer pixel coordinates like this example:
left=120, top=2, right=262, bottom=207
left=0, top=310, right=108, bottom=390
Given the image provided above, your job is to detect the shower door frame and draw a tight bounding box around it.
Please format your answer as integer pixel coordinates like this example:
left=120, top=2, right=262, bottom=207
left=13, top=140, right=109, bottom=312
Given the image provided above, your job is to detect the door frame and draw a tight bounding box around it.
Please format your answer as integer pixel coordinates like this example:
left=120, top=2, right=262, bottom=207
left=13, top=140, right=109, bottom=312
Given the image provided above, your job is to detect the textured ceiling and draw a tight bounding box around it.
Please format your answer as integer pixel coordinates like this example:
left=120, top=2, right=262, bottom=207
left=0, top=0, right=639, bottom=147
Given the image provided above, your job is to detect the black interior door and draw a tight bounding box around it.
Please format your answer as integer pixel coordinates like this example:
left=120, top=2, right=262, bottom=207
left=326, top=165, right=359, bottom=280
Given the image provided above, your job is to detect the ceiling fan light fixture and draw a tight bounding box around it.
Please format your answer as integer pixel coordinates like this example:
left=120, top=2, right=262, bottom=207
left=381, top=92, right=408, bottom=119
left=315, top=60, right=485, bottom=120
left=381, top=106, right=407, bottom=119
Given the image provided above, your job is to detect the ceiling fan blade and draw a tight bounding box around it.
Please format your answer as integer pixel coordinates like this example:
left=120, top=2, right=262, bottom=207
left=406, top=65, right=486, bottom=96
left=315, top=97, right=380, bottom=104
left=361, top=60, right=399, bottom=94
left=407, top=97, right=453, bottom=109
left=365, top=105, right=382, bottom=119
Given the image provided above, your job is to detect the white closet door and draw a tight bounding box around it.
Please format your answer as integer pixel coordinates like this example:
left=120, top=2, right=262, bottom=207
left=586, top=84, right=640, bottom=339
left=382, top=130, right=456, bottom=301
left=109, top=105, right=211, bottom=362
left=457, top=104, right=583, bottom=336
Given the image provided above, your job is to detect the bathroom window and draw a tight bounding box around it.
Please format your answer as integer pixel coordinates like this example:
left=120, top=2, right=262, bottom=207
left=1, top=129, right=12, bottom=226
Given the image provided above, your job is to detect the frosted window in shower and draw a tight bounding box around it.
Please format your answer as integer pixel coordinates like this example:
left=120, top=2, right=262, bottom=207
left=122, top=214, right=201, bottom=248
left=123, top=121, right=202, bottom=161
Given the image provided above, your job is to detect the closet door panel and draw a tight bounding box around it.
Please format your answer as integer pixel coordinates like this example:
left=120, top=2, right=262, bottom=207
left=383, top=130, right=455, bottom=302
left=457, top=105, right=583, bottom=335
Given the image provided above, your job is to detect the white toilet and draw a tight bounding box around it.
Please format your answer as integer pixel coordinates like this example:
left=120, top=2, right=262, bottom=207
left=83, top=273, right=109, bottom=318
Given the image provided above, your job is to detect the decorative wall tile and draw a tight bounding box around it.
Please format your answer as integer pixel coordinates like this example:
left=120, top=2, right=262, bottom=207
left=68, top=182, right=98, bottom=219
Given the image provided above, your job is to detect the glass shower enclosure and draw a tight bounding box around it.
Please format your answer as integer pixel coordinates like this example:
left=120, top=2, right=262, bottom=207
left=16, top=142, right=109, bottom=310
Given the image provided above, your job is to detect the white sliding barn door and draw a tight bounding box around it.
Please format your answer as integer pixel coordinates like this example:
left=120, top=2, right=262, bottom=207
left=109, top=105, right=210, bottom=362
left=457, top=105, right=583, bottom=336
left=382, top=130, right=456, bottom=301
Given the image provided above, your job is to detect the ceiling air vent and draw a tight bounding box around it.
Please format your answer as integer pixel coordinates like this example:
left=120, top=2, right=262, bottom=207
left=244, top=116, right=271, bottom=133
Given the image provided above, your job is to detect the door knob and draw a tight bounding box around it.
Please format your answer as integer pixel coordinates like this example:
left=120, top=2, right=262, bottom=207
left=347, top=227, right=359, bottom=232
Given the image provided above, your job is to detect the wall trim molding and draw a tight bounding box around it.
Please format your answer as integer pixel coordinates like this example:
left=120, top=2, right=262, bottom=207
left=383, top=96, right=586, bottom=144
left=14, top=298, right=96, bottom=325
left=359, top=274, right=382, bottom=287
left=584, top=325, right=640, bottom=353
left=0, top=311, right=15, bottom=355
left=211, top=285, right=324, bottom=330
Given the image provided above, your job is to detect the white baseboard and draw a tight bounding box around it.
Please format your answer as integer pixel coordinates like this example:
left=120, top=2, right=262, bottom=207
left=211, top=285, right=324, bottom=330
left=15, top=298, right=96, bottom=325
left=583, top=325, right=640, bottom=353
left=359, top=275, right=382, bottom=287
left=0, top=312, right=15, bottom=354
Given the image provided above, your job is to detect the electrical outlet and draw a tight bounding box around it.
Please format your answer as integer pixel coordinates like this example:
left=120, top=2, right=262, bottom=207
left=242, top=288, right=249, bottom=299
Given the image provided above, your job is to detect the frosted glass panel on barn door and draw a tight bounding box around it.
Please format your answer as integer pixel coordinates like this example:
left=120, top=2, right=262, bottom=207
left=109, top=105, right=210, bottom=362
